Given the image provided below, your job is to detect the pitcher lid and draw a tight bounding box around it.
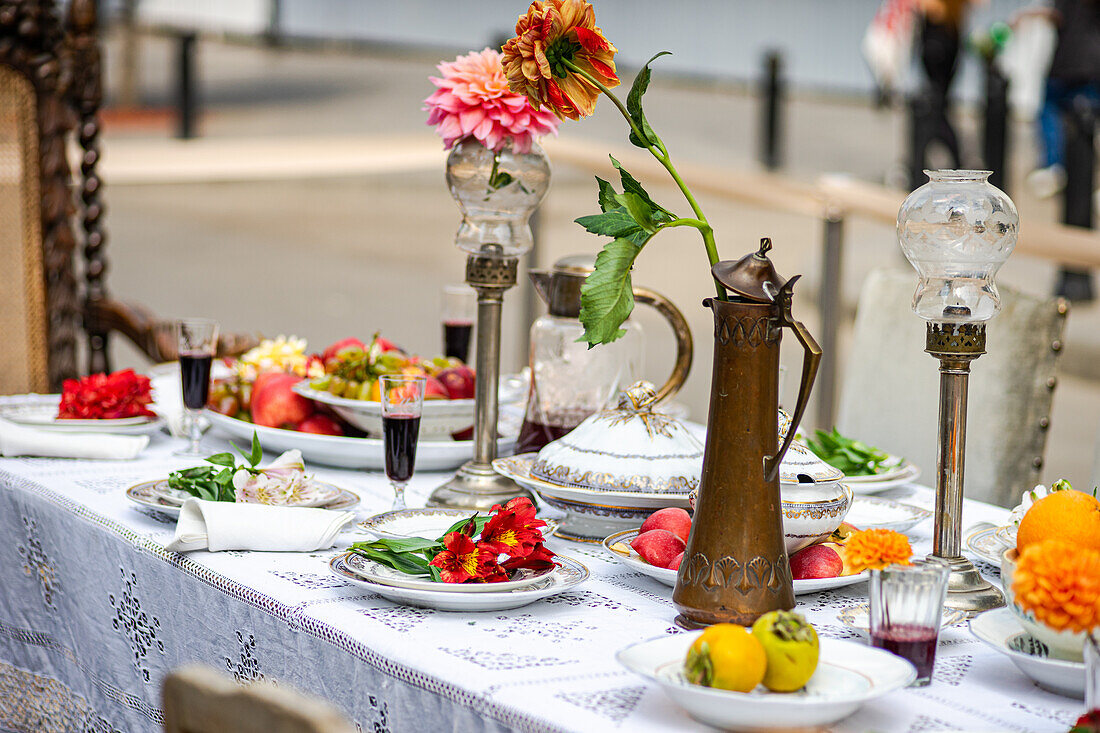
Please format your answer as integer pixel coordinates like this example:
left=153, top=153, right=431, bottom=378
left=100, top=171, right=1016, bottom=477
left=711, top=237, right=787, bottom=303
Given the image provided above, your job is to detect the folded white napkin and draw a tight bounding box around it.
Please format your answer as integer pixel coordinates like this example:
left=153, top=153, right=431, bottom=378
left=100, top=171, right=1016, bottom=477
left=165, top=498, right=355, bottom=552
left=0, top=419, right=148, bottom=459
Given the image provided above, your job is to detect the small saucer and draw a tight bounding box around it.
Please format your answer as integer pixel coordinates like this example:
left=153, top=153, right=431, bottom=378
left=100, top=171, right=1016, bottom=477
left=837, top=603, right=967, bottom=633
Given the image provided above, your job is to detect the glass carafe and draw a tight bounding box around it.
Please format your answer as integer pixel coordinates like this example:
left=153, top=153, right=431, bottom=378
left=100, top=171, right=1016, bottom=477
left=515, top=254, right=693, bottom=454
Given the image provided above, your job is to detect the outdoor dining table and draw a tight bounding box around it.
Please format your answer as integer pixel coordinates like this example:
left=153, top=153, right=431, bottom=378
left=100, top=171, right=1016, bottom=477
left=0, top=403, right=1085, bottom=732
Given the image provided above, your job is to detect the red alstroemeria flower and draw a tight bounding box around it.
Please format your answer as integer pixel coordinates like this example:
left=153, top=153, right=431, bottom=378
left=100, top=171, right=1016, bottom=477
left=502, top=542, right=558, bottom=573
left=480, top=497, right=547, bottom=557
left=429, top=532, right=498, bottom=583
left=474, top=562, right=510, bottom=584
left=57, top=369, right=156, bottom=420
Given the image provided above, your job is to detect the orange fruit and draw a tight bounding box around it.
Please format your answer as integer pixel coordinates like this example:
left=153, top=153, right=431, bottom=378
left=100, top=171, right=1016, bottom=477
left=1016, top=489, right=1100, bottom=552
left=683, top=624, right=766, bottom=692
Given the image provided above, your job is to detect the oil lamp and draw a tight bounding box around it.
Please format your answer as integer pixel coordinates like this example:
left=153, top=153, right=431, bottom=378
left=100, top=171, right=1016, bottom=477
left=428, top=138, right=550, bottom=509
left=898, top=169, right=1018, bottom=612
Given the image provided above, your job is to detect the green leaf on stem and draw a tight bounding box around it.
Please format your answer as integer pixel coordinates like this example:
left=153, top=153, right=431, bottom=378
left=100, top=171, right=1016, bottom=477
left=626, top=51, right=672, bottom=149
left=595, top=176, right=618, bottom=212
left=609, top=156, right=673, bottom=221
left=614, top=192, right=658, bottom=233
left=575, top=208, right=647, bottom=242
left=205, top=452, right=236, bottom=468
left=364, top=537, right=442, bottom=554
left=349, top=543, right=432, bottom=576
left=440, top=514, right=490, bottom=539
left=578, top=237, right=645, bottom=347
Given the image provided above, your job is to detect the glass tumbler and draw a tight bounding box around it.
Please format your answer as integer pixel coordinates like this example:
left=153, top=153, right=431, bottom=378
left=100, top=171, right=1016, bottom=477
left=869, top=560, right=950, bottom=686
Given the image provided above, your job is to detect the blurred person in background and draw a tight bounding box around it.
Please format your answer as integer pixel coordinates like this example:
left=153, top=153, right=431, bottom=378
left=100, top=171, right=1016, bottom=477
left=1024, top=0, right=1100, bottom=199
left=914, top=0, right=977, bottom=169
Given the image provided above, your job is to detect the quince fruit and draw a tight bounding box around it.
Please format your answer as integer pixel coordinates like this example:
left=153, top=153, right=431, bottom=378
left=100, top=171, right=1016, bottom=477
left=751, top=610, right=819, bottom=692
left=683, top=623, right=766, bottom=693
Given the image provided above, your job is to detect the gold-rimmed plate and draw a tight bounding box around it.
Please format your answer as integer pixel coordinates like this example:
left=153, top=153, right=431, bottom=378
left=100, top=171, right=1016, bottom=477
left=125, top=479, right=360, bottom=517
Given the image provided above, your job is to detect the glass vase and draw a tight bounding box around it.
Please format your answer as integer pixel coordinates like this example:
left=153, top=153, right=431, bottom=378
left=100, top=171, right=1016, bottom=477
left=445, top=137, right=551, bottom=258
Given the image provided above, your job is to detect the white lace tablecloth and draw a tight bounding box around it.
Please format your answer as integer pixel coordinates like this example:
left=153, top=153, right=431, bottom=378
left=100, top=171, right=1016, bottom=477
left=0, top=403, right=1085, bottom=732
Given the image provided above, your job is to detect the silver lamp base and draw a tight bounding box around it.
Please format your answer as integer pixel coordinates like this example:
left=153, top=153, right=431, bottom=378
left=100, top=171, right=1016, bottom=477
left=428, top=460, right=535, bottom=510
left=932, top=553, right=1006, bottom=613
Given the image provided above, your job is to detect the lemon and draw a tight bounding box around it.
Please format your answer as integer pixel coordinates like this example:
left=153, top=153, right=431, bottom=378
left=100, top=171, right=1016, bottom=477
left=751, top=610, right=819, bottom=692
left=684, top=623, right=766, bottom=692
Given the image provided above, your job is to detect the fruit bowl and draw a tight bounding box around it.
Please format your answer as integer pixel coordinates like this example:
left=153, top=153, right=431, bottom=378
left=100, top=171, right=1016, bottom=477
left=293, top=382, right=475, bottom=439
left=1001, top=548, right=1087, bottom=661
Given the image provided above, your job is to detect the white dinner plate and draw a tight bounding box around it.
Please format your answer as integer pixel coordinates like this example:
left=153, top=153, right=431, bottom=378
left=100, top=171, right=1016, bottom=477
left=126, top=479, right=360, bottom=517
left=969, top=608, right=1085, bottom=699
left=293, top=382, right=475, bottom=438
left=357, top=507, right=559, bottom=541
left=845, top=496, right=932, bottom=533
left=601, top=529, right=869, bottom=595
left=150, top=482, right=342, bottom=509
left=617, top=634, right=916, bottom=731
left=1, top=396, right=166, bottom=436
left=343, top=550, right=555, bottom=593
left=205, top=409, right=516, bottom=471
left=965, top=525, right=1012, bottom=566
left=328, top=552, right=588, bottom=611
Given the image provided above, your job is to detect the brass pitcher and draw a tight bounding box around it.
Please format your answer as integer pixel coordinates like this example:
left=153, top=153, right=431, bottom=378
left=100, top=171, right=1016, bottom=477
left=673, top=238, right=822, bottom=628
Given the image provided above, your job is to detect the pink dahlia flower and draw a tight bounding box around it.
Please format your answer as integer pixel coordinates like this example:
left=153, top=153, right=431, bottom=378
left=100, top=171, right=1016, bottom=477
left=425, top=47, right=559, bottom=153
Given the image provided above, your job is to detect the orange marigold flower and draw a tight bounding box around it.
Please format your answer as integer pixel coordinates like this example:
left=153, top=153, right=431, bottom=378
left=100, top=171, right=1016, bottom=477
left=843, top=528, right=913, bottom=573
left=502, top=0, right=619, bottom=121
left=1013, top=539, right=1100, bottom=634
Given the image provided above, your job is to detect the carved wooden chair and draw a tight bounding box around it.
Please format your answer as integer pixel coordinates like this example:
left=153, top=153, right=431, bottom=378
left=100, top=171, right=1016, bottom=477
left=0, top=0, right=252, bottom=395
left=162, top=665, right=356, bottom=733
left=835, top=269, right=1068, bottom=507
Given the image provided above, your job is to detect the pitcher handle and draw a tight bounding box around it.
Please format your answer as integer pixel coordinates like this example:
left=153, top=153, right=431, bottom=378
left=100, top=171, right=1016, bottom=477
left=764, top=275, right=822, bottom=481
left=632, top=286, right=693, bottom=404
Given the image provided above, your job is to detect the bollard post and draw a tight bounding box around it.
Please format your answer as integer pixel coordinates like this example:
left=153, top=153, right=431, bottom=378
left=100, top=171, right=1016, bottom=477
left=907, top=90, right=934, bottom=191
left=817, top=211, right=844, bottom=432
left=176, top=32, right=198, bottom=140
left=759, top=50, right=783, bottom=170
left=1055, top=97, right=1097, bottom=301
left=982, top=59, right=1010, bottom=193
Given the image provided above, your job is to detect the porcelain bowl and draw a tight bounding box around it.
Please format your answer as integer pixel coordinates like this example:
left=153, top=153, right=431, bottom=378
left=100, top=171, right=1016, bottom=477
left=293, top=383, right=474, bottom=438
left=1002, top=547, right=1086, bottom=661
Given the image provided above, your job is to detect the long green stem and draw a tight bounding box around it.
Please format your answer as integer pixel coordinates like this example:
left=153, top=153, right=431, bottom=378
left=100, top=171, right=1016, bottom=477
left=563, top=58, right=726, bottom=294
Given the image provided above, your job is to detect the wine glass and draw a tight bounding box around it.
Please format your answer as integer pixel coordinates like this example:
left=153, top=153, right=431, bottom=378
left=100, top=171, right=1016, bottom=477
left=175, top=318, right=219, bottom=457
left=380, top=374, right=426, bottom=510
left=441, top=284, right=476, bottom=363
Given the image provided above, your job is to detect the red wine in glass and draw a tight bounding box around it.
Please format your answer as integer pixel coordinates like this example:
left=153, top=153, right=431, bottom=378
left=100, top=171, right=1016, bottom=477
left=383, top=414, right=421, bottom=484
left=443, top=320, right=473, bottom=363
left=871, top=624, right=938, bottom=681
left=179, top=352, right=214, bottom=410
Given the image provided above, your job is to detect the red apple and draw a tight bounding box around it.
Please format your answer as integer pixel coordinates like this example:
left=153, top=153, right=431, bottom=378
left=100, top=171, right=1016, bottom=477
left=436, top=365, right=476, bottom=400
left=251, top=373, right=314, bottom=429
left=669, top=552, right=684, bottom=571
left=630, top=529, right=686, bottom=570
left=424, top=376, right=449, bottom=400
left=296, top=414, right=344, bottom=436
left=789, top=544, right=844, bottom=580
left=640, top=507, right=692, bottom=544
left=374, top=336, right=400, bottom=354
left=321, top=337, right=365, bottom=364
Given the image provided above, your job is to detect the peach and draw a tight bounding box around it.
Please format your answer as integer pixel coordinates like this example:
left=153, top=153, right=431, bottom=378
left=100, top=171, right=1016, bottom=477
left=789, top=544, right=843, bottom=580
left=251, top=373, right=314, bottom=429
left=641, top=507, right=692, bottom=543
left=424, top=376, right=449, bottom=401
left=630, top=529, right=686, bottom=569
left=669, top=552, right=684, bottom=571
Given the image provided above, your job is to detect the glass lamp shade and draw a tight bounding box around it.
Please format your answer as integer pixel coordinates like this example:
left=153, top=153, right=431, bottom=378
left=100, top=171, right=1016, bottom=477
left=445, top=137, right=551, bottom=258
left=897, top=170, right=1019, bottom=323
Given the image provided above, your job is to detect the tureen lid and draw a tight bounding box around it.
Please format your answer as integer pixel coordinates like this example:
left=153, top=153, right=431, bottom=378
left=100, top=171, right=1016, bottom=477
left=529, top=382, right=703, bottom=495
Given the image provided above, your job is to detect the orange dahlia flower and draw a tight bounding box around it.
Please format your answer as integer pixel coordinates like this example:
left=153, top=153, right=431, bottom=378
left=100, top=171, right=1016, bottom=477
left=502, top=0, right=619, bottom=121
left=843, top=528, right=913, bottom=573
left=1013, top=539, right=1100, bottom=633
